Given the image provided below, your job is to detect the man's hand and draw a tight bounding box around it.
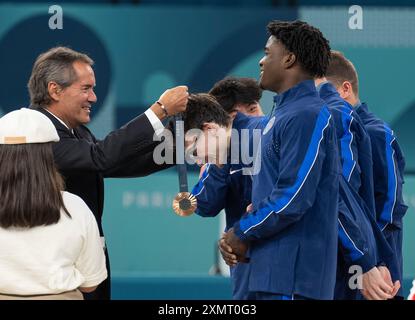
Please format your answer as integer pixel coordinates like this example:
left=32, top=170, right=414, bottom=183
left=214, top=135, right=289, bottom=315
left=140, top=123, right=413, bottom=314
left=360, top=267, right=394, bottom=300
left=378, top=265, right=400, bottom=298
left=246, top=203, right=253, bottom=213
left=218, top=228, right=249, bottom=267
left=218, top=237, right=238, bottom=267
left=158, top=85, right=189, bottom=115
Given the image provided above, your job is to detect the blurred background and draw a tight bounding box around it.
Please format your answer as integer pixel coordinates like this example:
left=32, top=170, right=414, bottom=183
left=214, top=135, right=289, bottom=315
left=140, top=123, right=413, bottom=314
left=0, top=0, right=414, bottom=299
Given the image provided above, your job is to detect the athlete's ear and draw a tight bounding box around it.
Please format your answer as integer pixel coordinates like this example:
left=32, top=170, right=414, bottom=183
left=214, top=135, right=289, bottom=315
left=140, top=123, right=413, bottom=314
left=283, top=52, right=296, bottom=69
left=339, top=81, right=353, bottom=100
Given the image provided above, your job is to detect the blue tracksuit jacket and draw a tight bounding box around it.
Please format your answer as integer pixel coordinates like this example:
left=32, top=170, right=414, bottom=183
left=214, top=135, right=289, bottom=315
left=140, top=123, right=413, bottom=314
left=318, top=83, right=394, bottom=299
left=191, top=112, right=265, bottom=299
left=319, top=82, right=376, bottom=214
left=233, top=80, right=340, bottom=300
left=191, top=113, right=266, bottom=228
left=355, top=102, right=408, bottom=296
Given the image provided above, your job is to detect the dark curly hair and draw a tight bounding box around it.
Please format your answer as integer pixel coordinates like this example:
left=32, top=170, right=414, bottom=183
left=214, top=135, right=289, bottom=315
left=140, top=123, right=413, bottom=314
left=267, top=20, right=331, bottom=78
left=209, top=77, right=262, bottom=114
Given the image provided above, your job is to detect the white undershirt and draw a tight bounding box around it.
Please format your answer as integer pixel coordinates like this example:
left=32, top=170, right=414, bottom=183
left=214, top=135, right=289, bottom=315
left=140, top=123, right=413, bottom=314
left=0, top=192, right=107, bottom=295
left=144, top=108, right=165, bottom=136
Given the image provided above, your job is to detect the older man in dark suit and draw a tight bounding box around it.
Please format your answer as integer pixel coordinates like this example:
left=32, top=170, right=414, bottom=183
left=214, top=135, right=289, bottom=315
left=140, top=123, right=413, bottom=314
left=28, top=46, right=188, bottom=300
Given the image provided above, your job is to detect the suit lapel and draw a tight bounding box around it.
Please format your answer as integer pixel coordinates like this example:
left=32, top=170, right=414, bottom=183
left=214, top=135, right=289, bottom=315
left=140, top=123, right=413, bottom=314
left=36, top=108, right=76, bottom=138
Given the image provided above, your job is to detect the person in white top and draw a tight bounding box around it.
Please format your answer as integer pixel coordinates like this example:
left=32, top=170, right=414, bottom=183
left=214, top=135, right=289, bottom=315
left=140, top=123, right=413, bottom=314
left=0, top=108, right=107, bottom=299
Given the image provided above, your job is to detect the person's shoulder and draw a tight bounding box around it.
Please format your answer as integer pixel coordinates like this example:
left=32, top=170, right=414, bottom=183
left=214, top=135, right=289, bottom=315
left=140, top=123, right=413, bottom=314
left=364, top=117, right=391, bottom=140
left=356, top=105, right=388, bottom=135
left=76, top=125, right=96, bottom=140
left=289, top=97, right=330, bottom=122
left=329, top=97, right=353, bottom=116
left=61, top=191, right=95, bottom=221
left=62, top=190, right=84, bottom=202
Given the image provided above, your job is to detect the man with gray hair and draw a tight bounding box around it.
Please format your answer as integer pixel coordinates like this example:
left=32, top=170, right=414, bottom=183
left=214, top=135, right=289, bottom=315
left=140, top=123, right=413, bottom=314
left=28, top=46, right=188, bottom=300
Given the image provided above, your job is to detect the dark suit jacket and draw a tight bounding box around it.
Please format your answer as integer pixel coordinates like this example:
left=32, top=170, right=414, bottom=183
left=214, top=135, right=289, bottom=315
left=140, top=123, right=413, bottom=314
left=38, top=108, right=171, bottom=236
